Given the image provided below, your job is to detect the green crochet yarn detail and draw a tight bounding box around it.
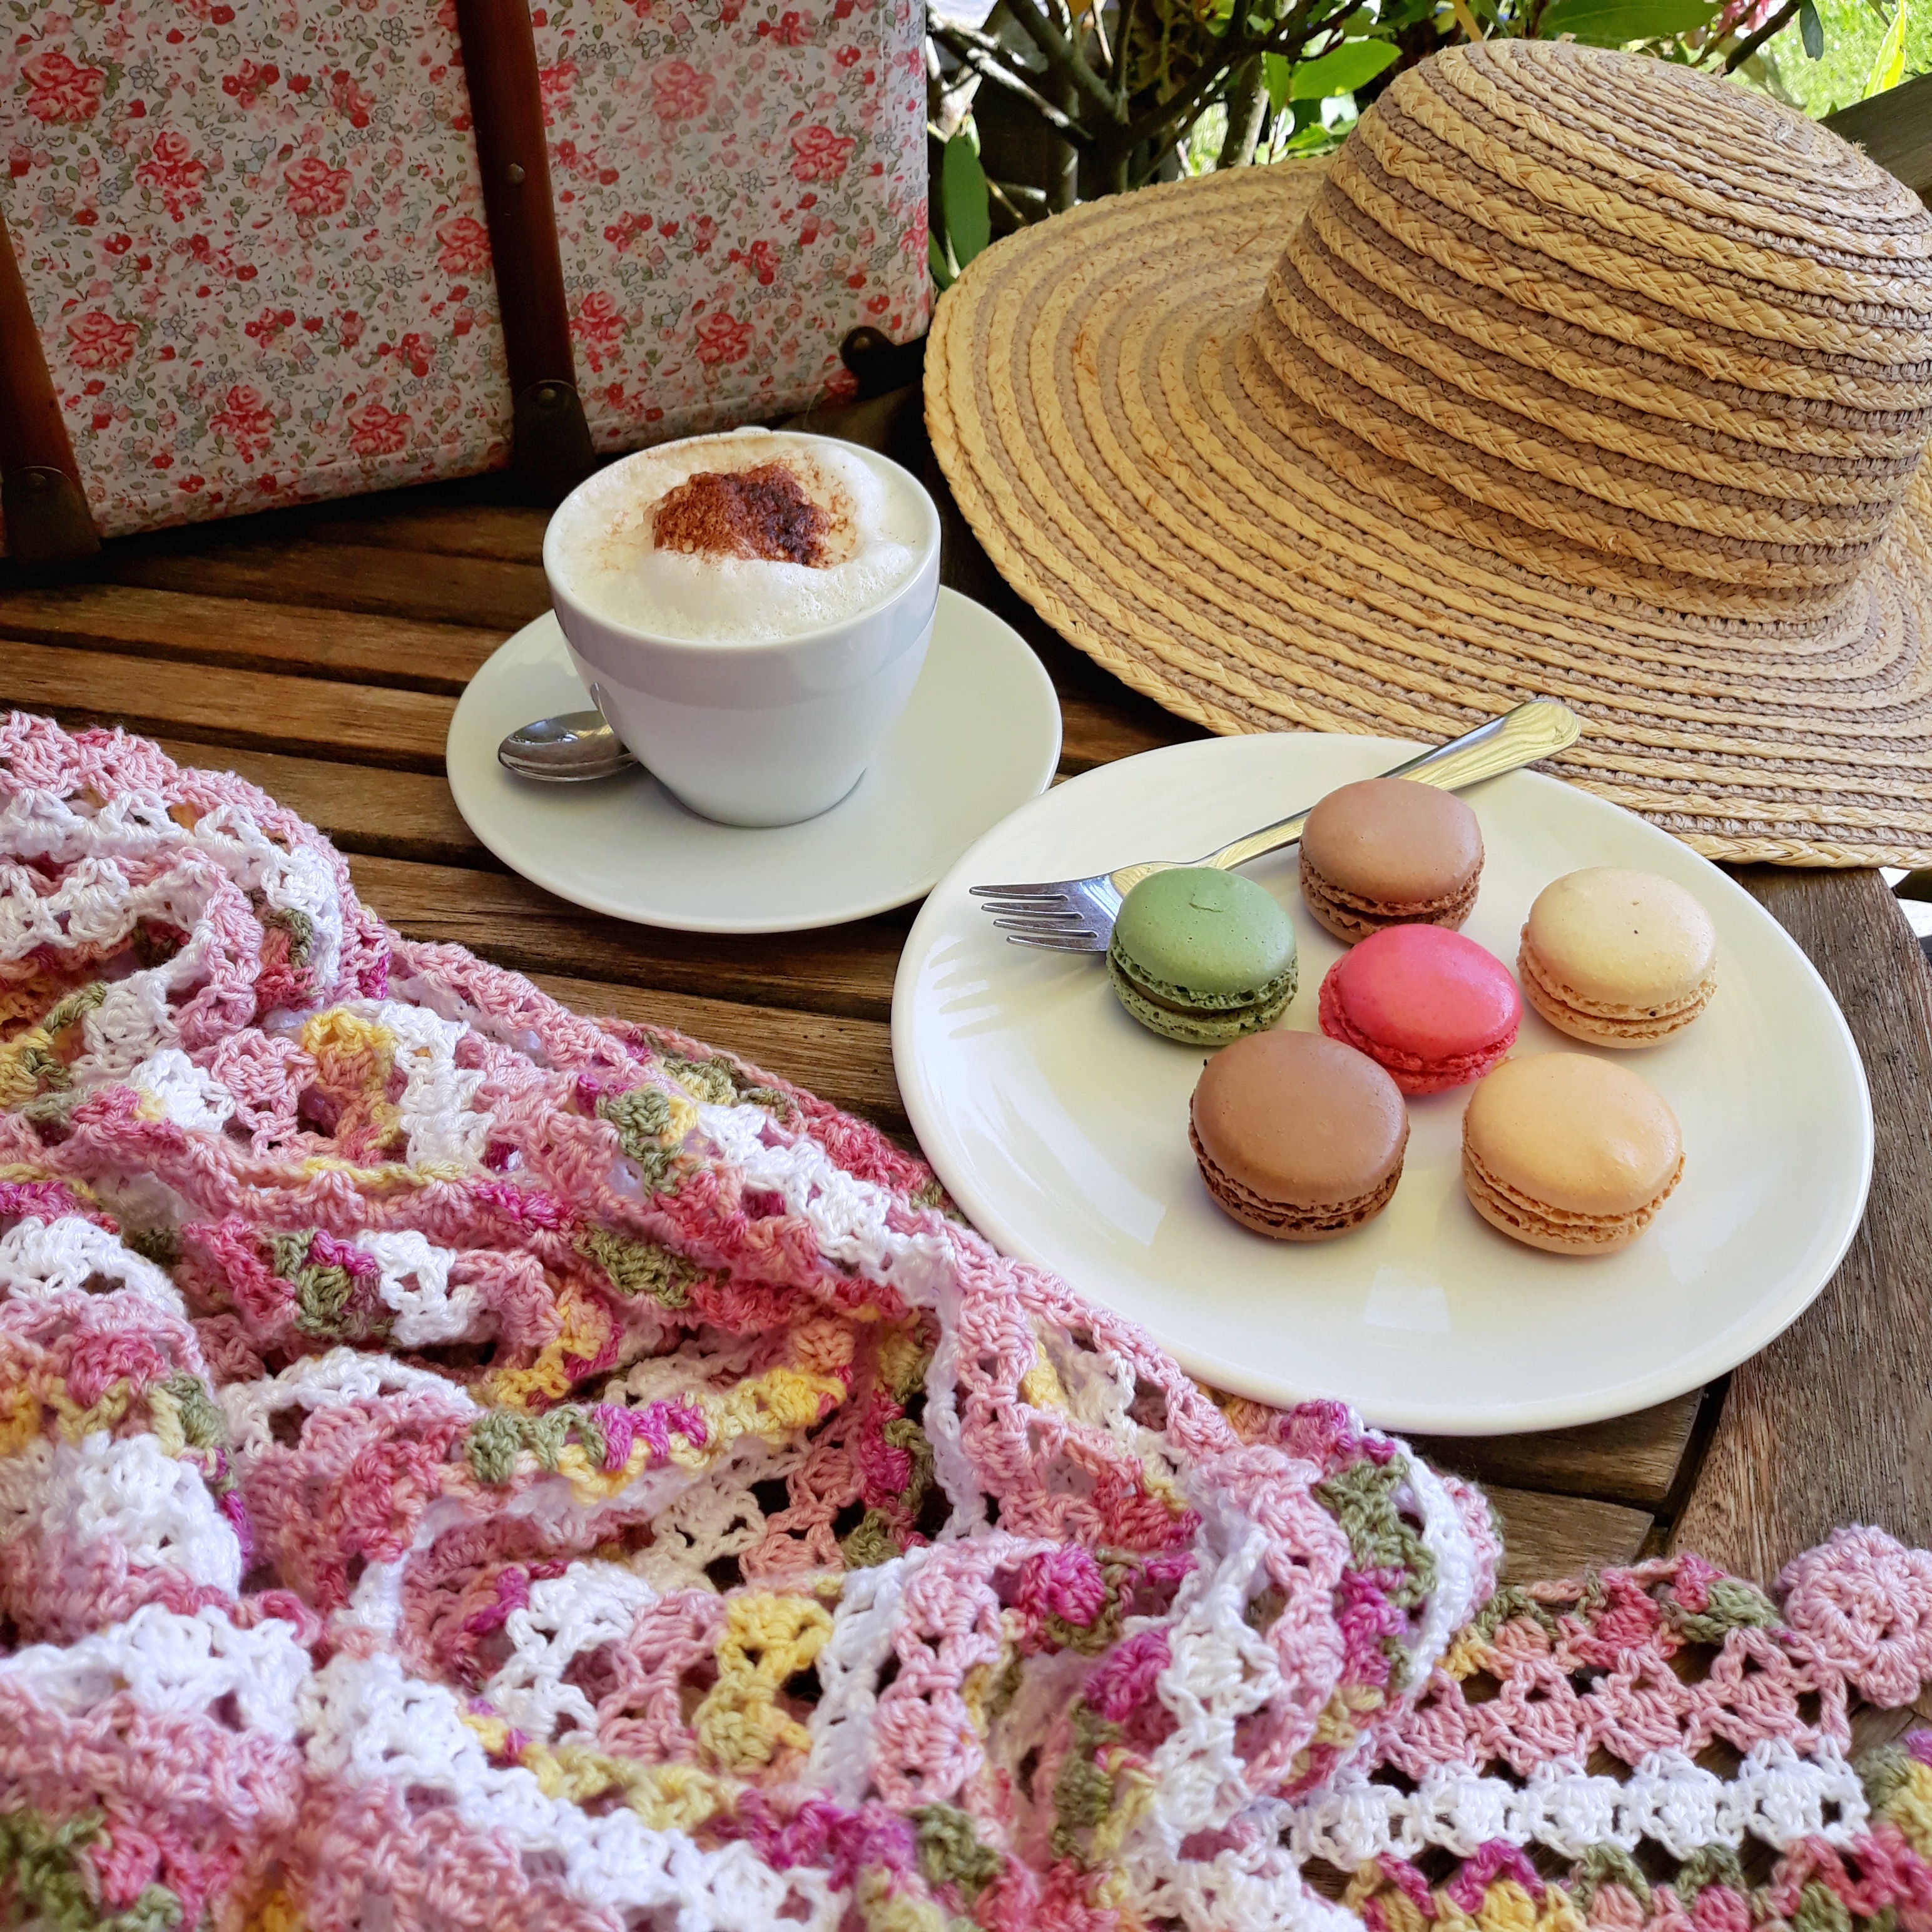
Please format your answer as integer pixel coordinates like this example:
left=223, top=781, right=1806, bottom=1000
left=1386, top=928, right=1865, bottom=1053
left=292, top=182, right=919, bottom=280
left=1049, top=1702, right=1123, bottom=1862
left=574, top=1224, right=695, bottom=1308
left=1672, top=1575, right=1779, bottom=1644
left=464, top=1405, right=611, bottom=1485
left=1796, top=1879, right=1856, bottom=1932
left=16, top=1044, right=70, bottom=1095
left=1314, top=1456, right=1438, bottom=1612
left=596, top=1086, right=684, bottom=1192
left=260, top=902, right=315, bottom=967
left=121, top=1224, right=180, bottom=1267
left=1861, top=1741, right=1916, bottom=1814
left=659, top=1049, right=788, bottom=1115
left=912, top=1804, right=1004, bottom=1903
left=44, top=982, right=107, bottom=1038
left=158, top=1370, right=227, bottom=1452
left=840, top=1415, right=937, bottom=1570
left=1673, top=1846, right=1746, bottom=1907
left=270, top=1230, right=382, bottom=1340
left=1572, top=1842, right=1652, bottom=1912
left=1043, top=1553, right=1132, bottom=1658
left=0, top=1809, right=183, bottom=1932
left=1471, top=1583, right=1563, bottom=1642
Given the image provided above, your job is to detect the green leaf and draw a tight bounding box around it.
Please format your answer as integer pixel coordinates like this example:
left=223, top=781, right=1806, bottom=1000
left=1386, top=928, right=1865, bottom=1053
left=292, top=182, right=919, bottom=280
left=1863, top=0, right=1905, bottom=93
left=1263, top=50, right=1294, bottom=111
left=928, top=231, right=955, bottom=292
left=1534, top=0, right=1717, bottom=40
left=940, top=133, right=990, bottom=272
left=1798, top=0, right=1824, bottom=53
left=1288, top=38, right=1400, bottom=98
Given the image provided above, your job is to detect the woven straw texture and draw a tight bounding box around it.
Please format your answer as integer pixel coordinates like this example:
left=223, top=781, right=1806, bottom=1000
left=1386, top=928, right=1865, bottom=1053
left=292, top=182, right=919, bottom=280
left=926, top=41, right=1932, bottom=868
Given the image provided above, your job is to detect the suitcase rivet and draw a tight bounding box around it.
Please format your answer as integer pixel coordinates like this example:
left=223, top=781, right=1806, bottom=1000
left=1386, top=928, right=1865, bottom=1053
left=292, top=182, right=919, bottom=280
left=506, top=162, right=526, bottom=185
left=537, top=385, right=558, bottom=405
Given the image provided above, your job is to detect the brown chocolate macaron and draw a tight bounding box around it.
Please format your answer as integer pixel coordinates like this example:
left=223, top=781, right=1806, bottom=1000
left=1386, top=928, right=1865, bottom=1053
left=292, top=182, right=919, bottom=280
left=1189, top=1030, right=1409, bottom=1242
left=1299, top=778, right=1484, bottom=944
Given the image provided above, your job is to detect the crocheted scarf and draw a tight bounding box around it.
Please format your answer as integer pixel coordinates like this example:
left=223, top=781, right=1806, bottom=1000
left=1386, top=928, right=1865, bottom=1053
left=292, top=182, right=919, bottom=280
left=3, top=711, right=1930, bottom=1932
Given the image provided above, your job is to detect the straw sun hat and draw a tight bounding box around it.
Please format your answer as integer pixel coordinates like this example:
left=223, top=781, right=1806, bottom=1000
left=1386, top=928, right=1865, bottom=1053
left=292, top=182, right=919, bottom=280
left=926, top=40, right=1932, bottom=865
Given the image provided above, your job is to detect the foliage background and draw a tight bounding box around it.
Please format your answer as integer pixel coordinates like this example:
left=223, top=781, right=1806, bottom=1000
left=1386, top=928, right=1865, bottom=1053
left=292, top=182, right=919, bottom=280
left=925, top=0, right=1928, bottom=287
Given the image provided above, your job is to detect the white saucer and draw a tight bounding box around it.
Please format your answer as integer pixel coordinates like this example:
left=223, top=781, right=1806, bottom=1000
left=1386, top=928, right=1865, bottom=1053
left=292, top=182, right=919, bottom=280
left=893, top=732, right=1873, bottom=1435
left=446, top=589, right=1061, bottom=933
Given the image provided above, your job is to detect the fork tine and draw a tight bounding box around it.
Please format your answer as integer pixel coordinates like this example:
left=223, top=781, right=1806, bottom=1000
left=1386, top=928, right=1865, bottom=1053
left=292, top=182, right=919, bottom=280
left=980, top=904, right=1087, bottom=923
left=997, top=912, right=1105, bottom=935
left=1005, top=931, right=1107, bottom=952
left=970, top=882, right=1070, bottom=900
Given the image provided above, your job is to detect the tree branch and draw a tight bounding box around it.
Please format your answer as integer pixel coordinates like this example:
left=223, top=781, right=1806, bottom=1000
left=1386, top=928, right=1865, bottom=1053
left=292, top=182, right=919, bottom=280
left=929, top=23, right=1095, bottom=135
left=1217, top=53, right=1269, bottom=167
left=1109, top=0, right=1145, bottom=109
left=998, top=0, right=1120, bottom=114
left=1722, top=0, right=1799, bottom=68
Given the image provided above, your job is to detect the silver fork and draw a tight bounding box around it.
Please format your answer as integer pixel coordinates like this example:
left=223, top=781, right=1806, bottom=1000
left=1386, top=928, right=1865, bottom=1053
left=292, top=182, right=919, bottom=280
left=972, top=698, right=1582, bottom=952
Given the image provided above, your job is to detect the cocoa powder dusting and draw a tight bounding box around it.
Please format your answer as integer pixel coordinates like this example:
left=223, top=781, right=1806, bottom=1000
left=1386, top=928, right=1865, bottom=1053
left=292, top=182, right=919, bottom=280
left=651, top=462, right=831, bottom=566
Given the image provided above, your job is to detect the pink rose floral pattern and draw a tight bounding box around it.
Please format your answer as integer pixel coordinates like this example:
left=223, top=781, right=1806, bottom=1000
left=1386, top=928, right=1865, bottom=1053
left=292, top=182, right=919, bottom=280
left=0, top=0, right=927, bottom=544
left=534, top=0, right=927, bottom=451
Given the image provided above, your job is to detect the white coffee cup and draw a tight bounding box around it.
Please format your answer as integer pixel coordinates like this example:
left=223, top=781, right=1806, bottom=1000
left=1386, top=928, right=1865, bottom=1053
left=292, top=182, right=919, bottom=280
left=542, top=430, right=942, bottom=828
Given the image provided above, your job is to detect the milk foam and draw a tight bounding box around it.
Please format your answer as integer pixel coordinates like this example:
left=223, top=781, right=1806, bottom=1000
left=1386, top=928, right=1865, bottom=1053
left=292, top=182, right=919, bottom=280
left=550, top=429, right=927, bottom=642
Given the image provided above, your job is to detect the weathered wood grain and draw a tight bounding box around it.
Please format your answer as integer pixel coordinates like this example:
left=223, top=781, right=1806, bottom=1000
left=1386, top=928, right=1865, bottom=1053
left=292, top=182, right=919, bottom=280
left=350, top=853, right=908, bottom=1022
left=528, top=971, right=905, bottom=1131
left=0, top=638, right=453, bottom=770
left=108, top=539, right=551, bottom=633
left=1672, top=868, right=1932, bottom=1584
left=1486, top=1485, right=1654, bottom=1584
left=158, top=740, right=487, bottom=867
left=1825, top=74, right=1932, bottom=208
left=2, top=583, right=499, bottom=694
left=1415, top=1391, right=1703, bottom=1513
left=304, top=502, right=549, bottom=566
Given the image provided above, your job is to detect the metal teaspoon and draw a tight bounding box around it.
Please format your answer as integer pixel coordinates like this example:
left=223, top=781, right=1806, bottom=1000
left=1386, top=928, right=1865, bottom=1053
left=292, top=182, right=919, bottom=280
left=497, top=711, right=639, bottom=783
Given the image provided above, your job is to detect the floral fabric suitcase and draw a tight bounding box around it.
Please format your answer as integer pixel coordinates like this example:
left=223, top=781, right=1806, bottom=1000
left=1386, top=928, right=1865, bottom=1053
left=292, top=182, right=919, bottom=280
left=0, top=0, right=929, bottom=557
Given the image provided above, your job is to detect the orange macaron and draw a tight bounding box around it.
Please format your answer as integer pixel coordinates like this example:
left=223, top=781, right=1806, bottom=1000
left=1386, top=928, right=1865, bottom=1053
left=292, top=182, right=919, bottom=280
left=1462, top=1054, right=1683, bottom=1255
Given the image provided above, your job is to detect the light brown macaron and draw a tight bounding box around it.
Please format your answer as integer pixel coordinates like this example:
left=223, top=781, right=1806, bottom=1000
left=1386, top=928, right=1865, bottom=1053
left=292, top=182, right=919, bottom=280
left=1462, top=1054, right=1684, bottom=1256
left=1189, top=1030, right=1409, bottom=1242
left=1299, top=778, right=1484, bottom=945
left=1519, top=868, right=1717, bottom=1048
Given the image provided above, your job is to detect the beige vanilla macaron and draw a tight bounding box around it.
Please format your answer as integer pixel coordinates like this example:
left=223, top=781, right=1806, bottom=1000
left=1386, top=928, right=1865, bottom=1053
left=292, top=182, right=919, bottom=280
left=1518, top=869, right=1717, bottom=1048
left=1462, top=1054, right=1683, bottom=1255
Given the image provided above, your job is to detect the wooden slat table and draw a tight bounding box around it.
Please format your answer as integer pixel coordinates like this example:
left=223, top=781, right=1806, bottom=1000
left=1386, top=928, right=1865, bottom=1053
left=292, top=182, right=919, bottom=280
left=8, top=410, right=1928, bottom=1591
left=6, top=74, right=1930, bottom=1584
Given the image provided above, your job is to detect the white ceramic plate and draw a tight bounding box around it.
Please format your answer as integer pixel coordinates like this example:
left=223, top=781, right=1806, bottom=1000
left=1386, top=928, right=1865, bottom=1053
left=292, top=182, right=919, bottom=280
left=893, top=733, right=1873, bottom=1434
left=447, top=589, right=1061, bottom=933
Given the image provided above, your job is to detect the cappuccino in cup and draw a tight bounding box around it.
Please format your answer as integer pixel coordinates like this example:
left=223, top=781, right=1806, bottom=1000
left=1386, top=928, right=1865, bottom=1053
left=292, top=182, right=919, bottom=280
left=543, top=430, right=942, bottom=827
left=550, top=430, right=928, bottom=641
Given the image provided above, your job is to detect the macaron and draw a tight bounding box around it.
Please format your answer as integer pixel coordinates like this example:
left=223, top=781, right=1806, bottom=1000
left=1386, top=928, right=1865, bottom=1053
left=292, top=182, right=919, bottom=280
left=1107, top=868, right=1297, bottom=1045
left=1189, top=1030, right=1408, bottom=1242
left=1299, top=778, right=1484, bottom=944
left=1518, top=868, right=1717, bottom=1048
left=1319, top=924, right=1522, bottom=1095
left=1462, top=1054, right=1684, bottom=1255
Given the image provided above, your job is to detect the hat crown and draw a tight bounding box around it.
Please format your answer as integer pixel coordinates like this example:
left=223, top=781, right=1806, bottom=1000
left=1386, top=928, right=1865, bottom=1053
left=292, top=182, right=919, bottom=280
left=1252, top=41, right=1932, bottom=622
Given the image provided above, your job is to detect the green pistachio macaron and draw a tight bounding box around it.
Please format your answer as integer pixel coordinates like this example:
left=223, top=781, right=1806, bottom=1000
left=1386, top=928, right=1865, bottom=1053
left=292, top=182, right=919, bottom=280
left=1107, top=868, right=1298, bottom=1044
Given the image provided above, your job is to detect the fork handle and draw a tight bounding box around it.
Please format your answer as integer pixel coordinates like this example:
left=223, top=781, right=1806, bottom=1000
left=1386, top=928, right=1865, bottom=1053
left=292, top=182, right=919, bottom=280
left=1199, top=698, right=1582, bottom=875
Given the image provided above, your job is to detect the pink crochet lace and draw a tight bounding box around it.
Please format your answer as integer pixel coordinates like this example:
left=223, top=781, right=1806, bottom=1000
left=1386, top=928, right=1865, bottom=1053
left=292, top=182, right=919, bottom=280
left=1, top=712, right=1929, bottom=1932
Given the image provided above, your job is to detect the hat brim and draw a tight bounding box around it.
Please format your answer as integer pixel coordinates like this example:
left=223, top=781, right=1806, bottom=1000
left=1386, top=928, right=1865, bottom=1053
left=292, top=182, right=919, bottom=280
left=927, top=161, right=1932, bottom=867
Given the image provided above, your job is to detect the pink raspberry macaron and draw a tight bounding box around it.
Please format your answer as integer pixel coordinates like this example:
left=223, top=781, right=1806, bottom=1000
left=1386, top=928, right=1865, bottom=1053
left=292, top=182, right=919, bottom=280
left=1318, top=923, right=1521, bottom=1096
